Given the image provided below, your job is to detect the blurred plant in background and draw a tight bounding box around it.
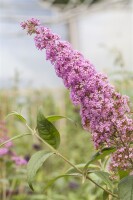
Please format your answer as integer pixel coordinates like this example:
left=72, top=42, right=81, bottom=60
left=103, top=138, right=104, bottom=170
left=0, top=121, right=27, bottom=200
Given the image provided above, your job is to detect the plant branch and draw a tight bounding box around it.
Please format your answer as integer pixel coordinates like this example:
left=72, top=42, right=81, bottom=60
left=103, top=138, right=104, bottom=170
left=35, top=133, right=118, bottom=199
left=86, top=175, right=118, bottom=199
left=26, top=125, right=118, bottom=199
left=0, top=133, right=32, bottom=148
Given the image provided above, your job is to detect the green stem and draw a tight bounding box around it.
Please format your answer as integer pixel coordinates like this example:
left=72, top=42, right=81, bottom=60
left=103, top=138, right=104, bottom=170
left=35, top=133, right=118, bottom=199
left=35, top=133, right=83, bottom=173
left=26, top=124, right=35, bottom=135
left=26, top=125, right=118, bottom=199
left=34, top=133, right=57, bottom=152
left=0, top=133, right=32, bottom=148
left=86, top=175, right=118, bottom=199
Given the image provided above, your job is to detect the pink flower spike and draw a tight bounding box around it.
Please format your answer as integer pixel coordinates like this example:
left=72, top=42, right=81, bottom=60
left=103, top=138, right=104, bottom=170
left=21, top=18, right=133, bottom=173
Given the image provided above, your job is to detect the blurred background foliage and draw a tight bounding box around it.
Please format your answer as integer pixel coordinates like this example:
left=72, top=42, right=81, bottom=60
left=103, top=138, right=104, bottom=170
left=0, top=66, right=133, bottom=199
left=0, top=0, right=133, bottom=199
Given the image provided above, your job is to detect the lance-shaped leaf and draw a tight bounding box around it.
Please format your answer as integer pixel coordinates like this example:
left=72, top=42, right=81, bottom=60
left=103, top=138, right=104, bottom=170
left=92, top=171, right=113, bottom=190
left=66, top=163, right=100, bottom=174
left=46, top=115, right=66, bottom=122
left=37, top=110, right=60, bottom=149
left=118, top=175, right=133, bottom=200
left=46, top=115, right=76, bottom=126
left=84, top=147, right=116, bottom=172
left=27, top=151, right=54, bottom=190
left=6, top=111, right=26, bottom=124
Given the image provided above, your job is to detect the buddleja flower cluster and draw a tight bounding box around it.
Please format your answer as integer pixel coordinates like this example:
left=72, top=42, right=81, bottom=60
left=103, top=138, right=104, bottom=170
left=0, top=121, right=27, bottom=166
left=21, top=18, right=133, bottom=173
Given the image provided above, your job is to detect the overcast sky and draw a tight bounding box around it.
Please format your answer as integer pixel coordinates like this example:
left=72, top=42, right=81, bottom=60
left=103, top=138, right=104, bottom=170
left=0, top=0, right=67, bottom=88
left=0, top=0, right=132, bottom=89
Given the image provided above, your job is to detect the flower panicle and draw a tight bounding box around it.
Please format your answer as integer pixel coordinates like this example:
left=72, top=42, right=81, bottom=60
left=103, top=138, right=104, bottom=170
left=21, top=18, right=133, bottom=173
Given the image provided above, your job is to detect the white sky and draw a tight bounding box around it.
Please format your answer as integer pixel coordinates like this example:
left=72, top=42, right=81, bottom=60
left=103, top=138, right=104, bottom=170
left=78, top=8, right=133, bottom=72
left=0, top=0, right=133, bottom=89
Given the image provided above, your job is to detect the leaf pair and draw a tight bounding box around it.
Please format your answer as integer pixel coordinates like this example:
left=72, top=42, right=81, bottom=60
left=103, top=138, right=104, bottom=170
left=27, top=110, right=76, bottom=190
left=6, top=110, right=75, bottom=191
left=28, top=110, right=116, bottom=191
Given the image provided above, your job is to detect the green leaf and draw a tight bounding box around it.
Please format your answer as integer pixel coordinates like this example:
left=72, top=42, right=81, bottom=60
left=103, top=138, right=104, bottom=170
left=118, top=169, right=130, bottom=180
left=37, top=110, right=60, bottom=149
left=45, top=173, right=81, bottom=190
left=84, top=147, right=116, bottom=172
left=6, top=111, right=26, bottom=124
left=92, top=171, right=113, bottom=190
left=118, top=175, right=133, bottom=200
left=27, top=151, right=54, bottom=190
left=46, top=115, right=65, bottom=122
left=103, top=190, right=109, bottom=200
left=46, top=115, right=75, bottom=125
left=66, top=163, right=100, bottom=174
